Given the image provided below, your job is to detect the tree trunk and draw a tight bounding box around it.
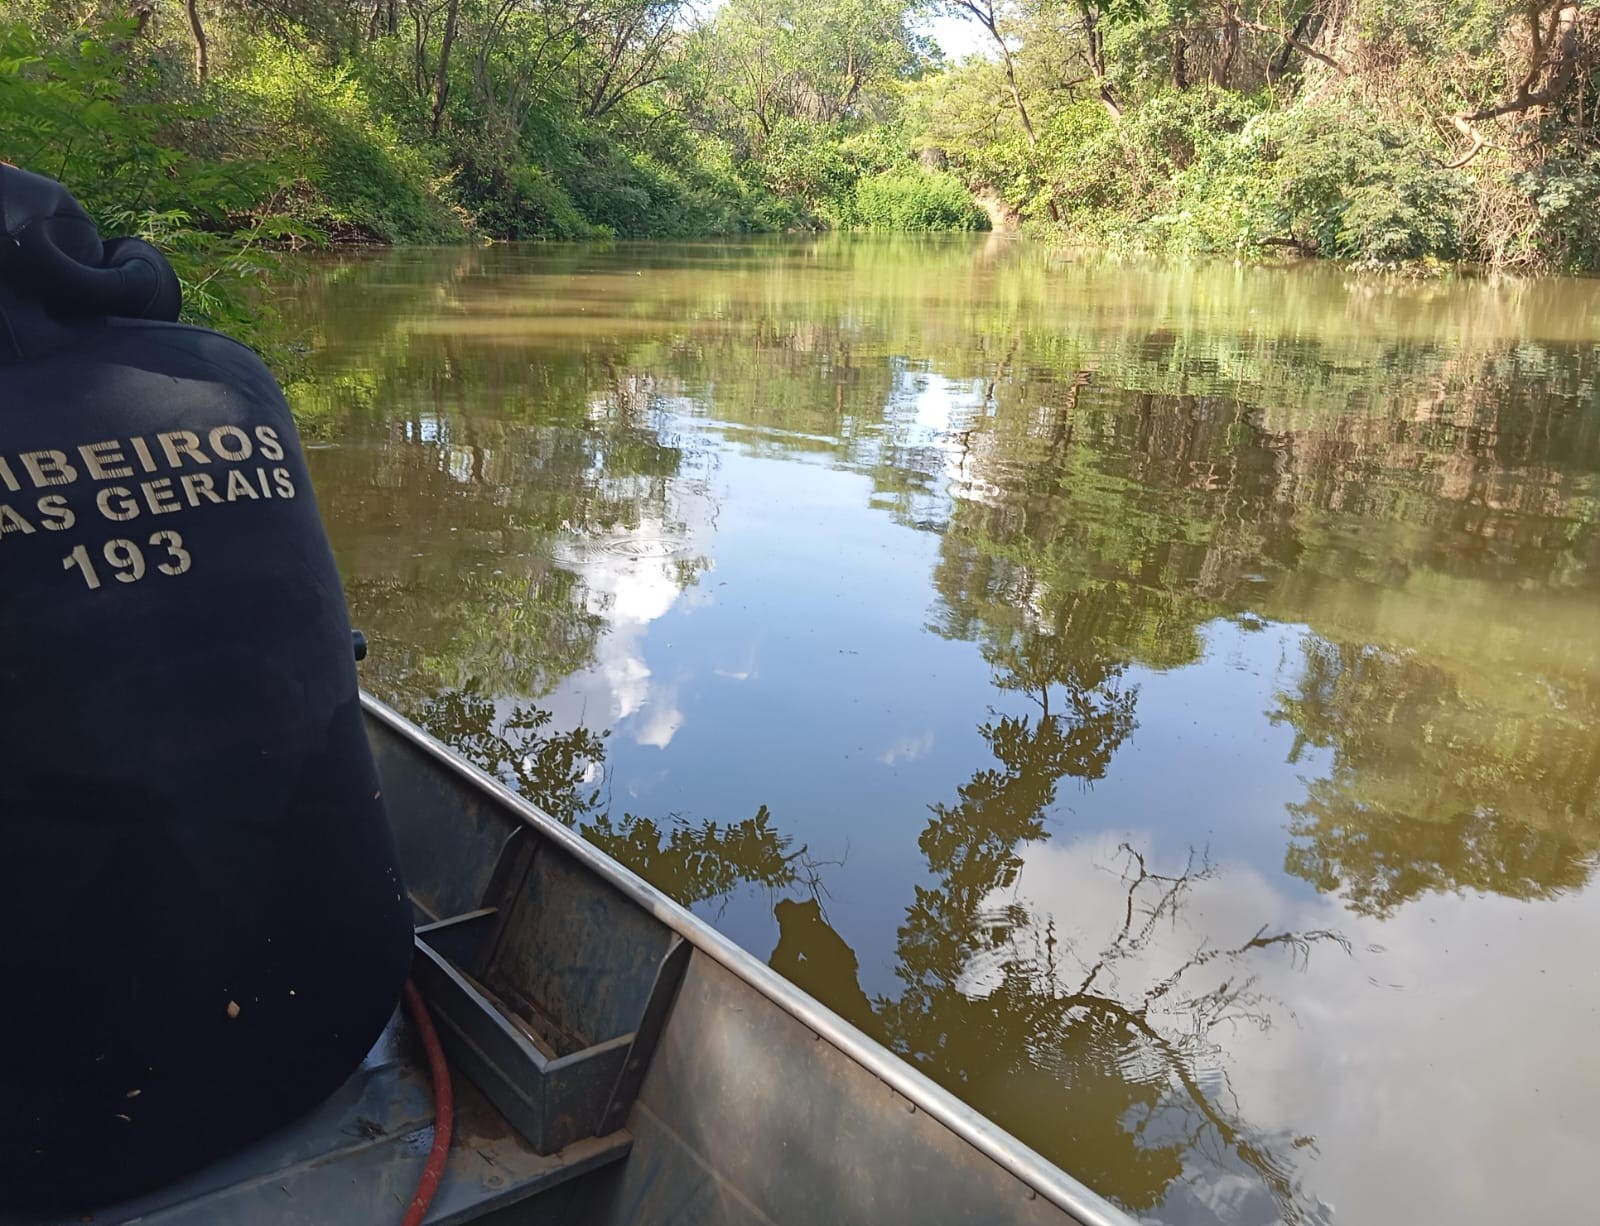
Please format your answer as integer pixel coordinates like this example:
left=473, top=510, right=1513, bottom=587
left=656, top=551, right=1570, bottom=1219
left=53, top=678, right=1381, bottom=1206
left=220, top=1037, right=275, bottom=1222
left=1000, top=48, right=1038, bottom=146
left=1267, top=12, right=1318, bottom=81
left=184, top=0, right=208, bottom=82
left=1076, top=1, right=1122, bottom=119
left=1213, top=1, right=1238, bottom=88
left=997, top=46, right=1060, bottom=219
left=956, top=1, right=1060, bottom=219
left=413, top=12, right=429, bottom=98
left=430, top=0, right=461, bottom=136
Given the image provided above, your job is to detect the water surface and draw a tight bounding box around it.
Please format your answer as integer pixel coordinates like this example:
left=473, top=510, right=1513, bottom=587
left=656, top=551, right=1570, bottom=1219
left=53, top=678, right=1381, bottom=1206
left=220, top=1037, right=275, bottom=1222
left=285, top=238, right=1600, bottom=1225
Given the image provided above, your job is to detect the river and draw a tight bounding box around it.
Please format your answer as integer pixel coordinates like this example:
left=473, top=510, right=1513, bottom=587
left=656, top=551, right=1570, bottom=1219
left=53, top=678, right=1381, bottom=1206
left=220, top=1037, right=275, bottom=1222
left=284, top=236, right=1600, bottom=1225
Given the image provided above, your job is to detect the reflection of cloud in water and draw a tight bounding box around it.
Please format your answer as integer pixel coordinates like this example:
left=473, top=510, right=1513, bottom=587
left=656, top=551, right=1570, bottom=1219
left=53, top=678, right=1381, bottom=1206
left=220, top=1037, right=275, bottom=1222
left=556, top=476, right=717, bottom=749
left=988, top=833, right=1600, bottom=1225
left=577, top=548, right=684, bottom=741
left=713, top=641, right=759, bottom=683
left=879, top=732, right=935, bottom=766
left=633, top=682, right=685, bottom=749
left=582, top=553, right=675, bottom=720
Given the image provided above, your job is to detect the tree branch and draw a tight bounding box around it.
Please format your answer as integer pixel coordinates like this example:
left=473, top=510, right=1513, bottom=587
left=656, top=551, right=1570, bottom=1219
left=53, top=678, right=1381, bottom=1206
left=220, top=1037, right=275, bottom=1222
left=1465, top=24, right=1578, bottom=121
left=1443, top=3, right=1583, bottom=165
left=1239, top=18, right=1347, bottom=76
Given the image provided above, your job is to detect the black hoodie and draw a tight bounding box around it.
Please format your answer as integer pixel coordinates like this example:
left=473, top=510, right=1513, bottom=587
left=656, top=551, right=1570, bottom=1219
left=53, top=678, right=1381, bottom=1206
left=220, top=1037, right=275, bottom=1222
left=0, top=281, right=412, bottom=1207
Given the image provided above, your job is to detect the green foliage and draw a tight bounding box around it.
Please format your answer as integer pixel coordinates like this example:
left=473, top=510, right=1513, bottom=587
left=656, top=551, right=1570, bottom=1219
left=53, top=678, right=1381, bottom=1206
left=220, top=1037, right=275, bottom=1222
left=915, top=0, right=1600, bottom=270
left=758, top=120, right=855, bottom=213
left=454, top=156, right=607, bottom=241
left=0, top=19, right=306, bottom=346
left=558, top=140, right=758, bottom=239
left=701, top=0, right=921, bottom=142
left=1517, top=153, right=1600, bottom=272
left=12, top=0, right=1600, bottom=302
left=227, top=39, right=460, bottom=243
left=1259, top=104, right=1470, bottom=264
left=849, top=169, right=991, bottom=231
left=1034, top=100, right=1128, bottom=220
left=3, top=28, right=228, bottom=220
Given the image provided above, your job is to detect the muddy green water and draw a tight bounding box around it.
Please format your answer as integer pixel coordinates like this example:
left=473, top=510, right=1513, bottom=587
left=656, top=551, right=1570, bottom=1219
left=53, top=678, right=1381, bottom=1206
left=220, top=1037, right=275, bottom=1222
left=287, top=237, right=1600, bottom=1225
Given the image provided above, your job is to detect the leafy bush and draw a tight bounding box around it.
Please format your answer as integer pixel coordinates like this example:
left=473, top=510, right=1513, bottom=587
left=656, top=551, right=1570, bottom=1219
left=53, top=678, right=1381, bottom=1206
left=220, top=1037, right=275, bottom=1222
left=455, top=156, right=604, bottom=241
left=758, top=120, right=853, bottom=208
left=1005, top=88, right=1473, bottom=266
left=850, top=169, right=989, bottom=231
left=0, top=20, right=303, bottom=343
left=227, top=40, right=461, bottom=244
left=1258, top=103, right=1469, bottom=264
left=1034, top=100, right=1127, bottom=222
left=1119, top=88, right=1263, bottom=194
left=1517, top=155, right=1600, bottom=272
left=0, top=22, right=273, bottom=237
left=1140, top=118, right=1274, bottom=255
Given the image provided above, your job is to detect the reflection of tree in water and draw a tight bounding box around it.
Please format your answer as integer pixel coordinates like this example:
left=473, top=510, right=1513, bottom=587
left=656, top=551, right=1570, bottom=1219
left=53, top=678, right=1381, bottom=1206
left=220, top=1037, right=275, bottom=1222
left=1273, top=637, right=1599, bottom=916
left=863, top=670, right=1339, bottom=1223
left=416, top=687, right=807, bottom=906
left=426, top=642, right=1343, bottom=1222
left=902, top=458, right=1343, bottom=1219
left=881, top=842, right=1340, bottom=1222
left=313, top=348, right=701, bottom=709
left=311, top=249, right=1600, bottom=1218
left=927, top=324, right=1600, bottom=927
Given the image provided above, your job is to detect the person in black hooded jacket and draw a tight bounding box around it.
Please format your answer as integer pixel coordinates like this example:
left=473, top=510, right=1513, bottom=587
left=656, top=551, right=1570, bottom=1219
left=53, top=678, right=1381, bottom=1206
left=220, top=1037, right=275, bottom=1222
left=0, top=165, right=413, bottom=1211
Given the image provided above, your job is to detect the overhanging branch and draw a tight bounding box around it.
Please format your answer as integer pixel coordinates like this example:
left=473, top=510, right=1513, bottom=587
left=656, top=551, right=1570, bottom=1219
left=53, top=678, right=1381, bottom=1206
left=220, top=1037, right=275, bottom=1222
left=1239, top=18, right=1347, bottom=77
left=1441, top=3, right=1583, bottom=167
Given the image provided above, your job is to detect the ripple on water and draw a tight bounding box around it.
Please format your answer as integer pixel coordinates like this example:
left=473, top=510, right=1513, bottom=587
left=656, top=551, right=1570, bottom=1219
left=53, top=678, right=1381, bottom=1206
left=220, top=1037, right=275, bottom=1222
left=551, top=532, right=690, bottom=566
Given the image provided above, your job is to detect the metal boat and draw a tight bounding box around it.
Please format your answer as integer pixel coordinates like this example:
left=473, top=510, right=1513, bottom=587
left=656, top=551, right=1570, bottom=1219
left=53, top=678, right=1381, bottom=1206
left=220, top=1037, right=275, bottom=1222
left=37, top=695, right=1136, bottom=1226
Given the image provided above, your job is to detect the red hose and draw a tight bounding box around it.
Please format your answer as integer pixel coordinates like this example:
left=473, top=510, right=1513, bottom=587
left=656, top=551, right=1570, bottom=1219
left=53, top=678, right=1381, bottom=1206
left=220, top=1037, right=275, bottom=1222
left=401, top=978, right=454, bottom=1226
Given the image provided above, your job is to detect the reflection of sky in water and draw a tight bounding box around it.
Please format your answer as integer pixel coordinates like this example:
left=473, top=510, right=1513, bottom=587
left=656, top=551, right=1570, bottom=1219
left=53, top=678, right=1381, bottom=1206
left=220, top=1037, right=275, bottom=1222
left=996, top=831, right=1600, bottom=1225
left=515, top=363, right=1595, bottom=1224
left=302, top=241, right=1600, bottom=1225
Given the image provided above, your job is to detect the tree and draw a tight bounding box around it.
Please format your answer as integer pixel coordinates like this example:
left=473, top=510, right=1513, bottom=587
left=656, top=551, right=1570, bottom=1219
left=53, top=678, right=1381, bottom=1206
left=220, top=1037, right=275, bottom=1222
left=184, top=0, right=207, bottom=81
left=1446, top=2, right=1586, bottom=166
left=940, top=0, right=1042, bottom=139
left=699, top=0, right=921, bottom=144
left=761, top=671, right=1343, bottom=1218
left=414, top=688, right=813, bottom=904
left=430, top=0, right=460, bottom=135
left=573, top=0, right=687, bottom=119
left=1272, top=637, right=1600, bottom=915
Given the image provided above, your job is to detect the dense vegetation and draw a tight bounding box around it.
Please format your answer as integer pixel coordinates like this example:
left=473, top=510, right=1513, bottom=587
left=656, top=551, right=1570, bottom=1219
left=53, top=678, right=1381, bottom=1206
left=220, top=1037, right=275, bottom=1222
left=4, top=0, right=1600, bottom=296
left=921, top=0, right=1600, bottom=270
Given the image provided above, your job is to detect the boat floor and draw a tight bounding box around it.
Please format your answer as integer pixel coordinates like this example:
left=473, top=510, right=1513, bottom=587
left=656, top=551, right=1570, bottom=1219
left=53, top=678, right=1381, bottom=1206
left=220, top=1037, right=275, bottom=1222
left=44, top=1013, right=631, bottom=1226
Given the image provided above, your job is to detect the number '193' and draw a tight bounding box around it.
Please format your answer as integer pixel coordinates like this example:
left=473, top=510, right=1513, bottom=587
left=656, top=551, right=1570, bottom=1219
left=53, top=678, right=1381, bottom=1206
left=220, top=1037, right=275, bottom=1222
left=63, top=531, right=192, bottom=590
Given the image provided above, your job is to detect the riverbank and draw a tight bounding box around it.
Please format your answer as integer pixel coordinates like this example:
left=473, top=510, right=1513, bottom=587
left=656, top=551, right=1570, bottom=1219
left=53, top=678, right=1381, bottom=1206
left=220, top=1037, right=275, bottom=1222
left=5, top=0, right=1598, bottom=351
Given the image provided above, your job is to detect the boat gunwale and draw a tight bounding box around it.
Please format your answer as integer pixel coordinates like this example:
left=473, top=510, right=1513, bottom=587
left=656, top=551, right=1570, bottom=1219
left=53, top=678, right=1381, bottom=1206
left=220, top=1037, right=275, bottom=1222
left=364, top=691, right=1138, bottom=1226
